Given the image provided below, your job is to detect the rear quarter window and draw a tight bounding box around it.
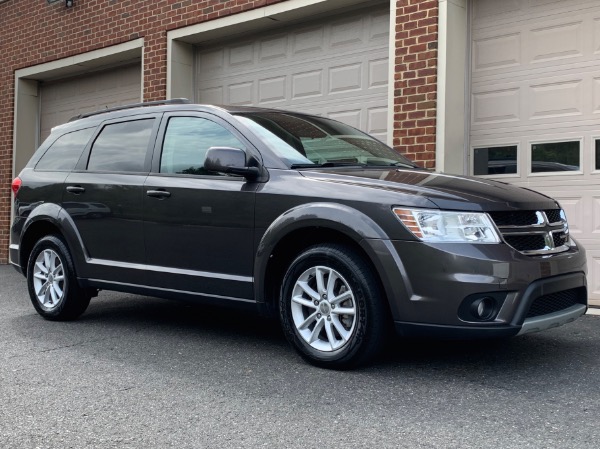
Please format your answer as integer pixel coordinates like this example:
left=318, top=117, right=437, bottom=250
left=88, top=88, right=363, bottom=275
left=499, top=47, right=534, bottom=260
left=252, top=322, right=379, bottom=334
left=35, top=127, right=95, bottom=171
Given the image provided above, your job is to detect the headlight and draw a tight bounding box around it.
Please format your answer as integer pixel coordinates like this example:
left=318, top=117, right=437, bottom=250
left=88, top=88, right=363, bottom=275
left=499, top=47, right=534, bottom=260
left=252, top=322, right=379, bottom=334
left=393, top=208, right=500, bottom=243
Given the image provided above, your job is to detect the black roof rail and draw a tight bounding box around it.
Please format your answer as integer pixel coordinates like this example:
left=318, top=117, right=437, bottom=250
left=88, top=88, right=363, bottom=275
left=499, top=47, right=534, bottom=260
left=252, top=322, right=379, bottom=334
left=68, top=98, right=192, bottom=122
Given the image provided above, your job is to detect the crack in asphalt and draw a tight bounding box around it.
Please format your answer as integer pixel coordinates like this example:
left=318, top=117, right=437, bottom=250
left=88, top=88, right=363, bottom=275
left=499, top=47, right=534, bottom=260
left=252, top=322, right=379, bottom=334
left=38, top=336, right=122, bottom=353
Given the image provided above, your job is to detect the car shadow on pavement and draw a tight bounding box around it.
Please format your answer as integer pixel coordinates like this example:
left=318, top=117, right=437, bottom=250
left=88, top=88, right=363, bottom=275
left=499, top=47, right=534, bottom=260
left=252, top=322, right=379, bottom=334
left=10, top=289, right=599, bottom=382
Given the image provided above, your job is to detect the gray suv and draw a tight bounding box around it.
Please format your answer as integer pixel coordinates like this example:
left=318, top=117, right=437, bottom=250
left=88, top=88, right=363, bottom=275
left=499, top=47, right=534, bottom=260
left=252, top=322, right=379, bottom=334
left=10, top=100, right=588, bottom=368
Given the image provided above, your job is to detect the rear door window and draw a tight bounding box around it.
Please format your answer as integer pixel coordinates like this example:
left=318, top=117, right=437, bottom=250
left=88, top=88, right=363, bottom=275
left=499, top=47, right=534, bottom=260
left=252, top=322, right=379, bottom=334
left=35, top=127, right=95, bottom=171
left=87, top=119, right=155, bottom=172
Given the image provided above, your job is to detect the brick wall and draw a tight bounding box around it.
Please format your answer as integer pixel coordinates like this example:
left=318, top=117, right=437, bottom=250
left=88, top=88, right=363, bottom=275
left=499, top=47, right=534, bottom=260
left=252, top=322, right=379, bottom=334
left=392, top=0, right=438, bottom=169
left=0, top=0, right=439, bottom=263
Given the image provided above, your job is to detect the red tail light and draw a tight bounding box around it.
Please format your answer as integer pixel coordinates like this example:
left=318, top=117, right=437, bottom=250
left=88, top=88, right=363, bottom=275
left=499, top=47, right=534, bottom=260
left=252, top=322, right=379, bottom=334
left=11, top=177, right=22, bottom=197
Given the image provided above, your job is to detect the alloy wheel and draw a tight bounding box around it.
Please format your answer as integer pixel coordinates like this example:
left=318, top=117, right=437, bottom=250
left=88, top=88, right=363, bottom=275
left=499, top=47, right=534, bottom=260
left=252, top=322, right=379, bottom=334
left=290, top=265, right=357, bottom=352
left=32, top=249, right=66, bottom=311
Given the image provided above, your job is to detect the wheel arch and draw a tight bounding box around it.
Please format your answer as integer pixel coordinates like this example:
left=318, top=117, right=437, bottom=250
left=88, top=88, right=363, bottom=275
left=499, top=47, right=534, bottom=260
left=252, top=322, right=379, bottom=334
left=19, top=205, right=87, bottom=276
left=20, top=220, right=62, bottom=275
left=254, top=202, right=398, bottom=318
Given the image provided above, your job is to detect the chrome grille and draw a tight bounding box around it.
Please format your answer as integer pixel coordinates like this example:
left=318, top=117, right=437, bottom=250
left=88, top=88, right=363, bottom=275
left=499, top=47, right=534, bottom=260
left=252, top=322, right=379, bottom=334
left=489, top=209, right=570, bottom=255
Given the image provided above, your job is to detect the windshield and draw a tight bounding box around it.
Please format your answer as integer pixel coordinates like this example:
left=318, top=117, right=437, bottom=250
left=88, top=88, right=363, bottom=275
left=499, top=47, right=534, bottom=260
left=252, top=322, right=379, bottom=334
left=235, top=112, right=418, bottom=169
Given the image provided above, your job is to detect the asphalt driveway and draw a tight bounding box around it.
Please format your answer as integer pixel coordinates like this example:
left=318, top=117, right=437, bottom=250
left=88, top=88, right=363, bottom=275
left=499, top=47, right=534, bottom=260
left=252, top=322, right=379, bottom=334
left=1, top=265, right=599, bottom=448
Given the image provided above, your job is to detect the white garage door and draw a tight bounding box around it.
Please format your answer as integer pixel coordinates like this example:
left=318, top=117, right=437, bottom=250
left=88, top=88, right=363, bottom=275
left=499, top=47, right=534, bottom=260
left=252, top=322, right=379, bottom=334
left=470, top=0, right=600, bottom=306
left=40, top=64, right=141, bottom=141
left=195, top=4, right=390, bottom=142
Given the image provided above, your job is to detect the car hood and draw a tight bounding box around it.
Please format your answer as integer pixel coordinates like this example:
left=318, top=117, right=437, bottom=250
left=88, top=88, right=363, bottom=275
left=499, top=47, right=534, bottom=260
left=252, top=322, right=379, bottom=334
left=299, top=168, right=559, bottom=211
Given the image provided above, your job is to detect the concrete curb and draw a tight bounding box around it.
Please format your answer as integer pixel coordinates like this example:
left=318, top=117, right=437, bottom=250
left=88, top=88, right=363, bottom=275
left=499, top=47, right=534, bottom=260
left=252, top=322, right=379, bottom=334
left=586, top=307, right=600, bottom=316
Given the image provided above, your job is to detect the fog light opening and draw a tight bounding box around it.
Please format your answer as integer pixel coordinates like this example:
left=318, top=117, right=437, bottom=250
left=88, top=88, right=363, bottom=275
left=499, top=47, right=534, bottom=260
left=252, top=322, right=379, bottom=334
left=471, top=297, right=496, bottom=321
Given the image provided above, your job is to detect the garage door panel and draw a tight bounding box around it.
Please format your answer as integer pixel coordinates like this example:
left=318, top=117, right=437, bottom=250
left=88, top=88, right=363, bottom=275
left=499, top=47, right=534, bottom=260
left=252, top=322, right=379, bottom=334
left=229, top=81, right=254, bottom=105
left=474, top=0, right=596, bottom=29
left=40, top=64, right=141, bottom=141
left=594, top=18, right=600, bottom=54
left=259, top=35, right=288, bottom=62
left=472, top=32, right=521, bottom=73
left=369, top=58, right=388, bottom=88
left=472, top=86, right=521, bottom=126
left=472, top=0, right=600, bottom=304
left=258, top=76, right=287, bottom=104
left=528, top=20, right=584, bottom=64
left=198, top=49, right=225, bottom=73
left=210, top=54, right=389, bottom=103
left=198, top=86, right=223, bottom=105
left=329, top=63, right=362, bottom=94
left=474, top=6, right=600, bottom=79
left=292, top=70, right=324, bottom=100
left=529, top=78, right=584, bottom=120
left=584, top=250, right=600, bottom=301
left=330, top=16, right=365, bottom=47
left=195, top=5, right=389, bottom=141
left=531, top=0, right=563, bottom=7
left=369, top=9, right=391, bottom=40
left=367, top=106, right=388, bottom=137
left=471, top=71, right=600, bottom=133
left=592, top=195, right=600, bottom=233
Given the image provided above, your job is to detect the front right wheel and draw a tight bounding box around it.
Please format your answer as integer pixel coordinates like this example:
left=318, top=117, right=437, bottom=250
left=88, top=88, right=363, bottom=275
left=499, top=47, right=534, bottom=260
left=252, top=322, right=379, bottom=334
left=279, top=243, right=387, bottom=369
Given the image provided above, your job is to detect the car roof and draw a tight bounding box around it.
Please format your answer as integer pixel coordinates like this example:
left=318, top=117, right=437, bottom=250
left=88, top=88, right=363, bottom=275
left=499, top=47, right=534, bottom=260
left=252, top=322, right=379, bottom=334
left=70, top=100, right=308, bottom=121
left=53, top=100, right=314, bottom=133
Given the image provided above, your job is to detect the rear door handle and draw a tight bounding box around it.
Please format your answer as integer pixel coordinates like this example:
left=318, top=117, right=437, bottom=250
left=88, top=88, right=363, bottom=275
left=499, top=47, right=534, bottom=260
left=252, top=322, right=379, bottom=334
left=146, top=189, right=171, bottom=199
left=66, top=186, right=85, bottom=194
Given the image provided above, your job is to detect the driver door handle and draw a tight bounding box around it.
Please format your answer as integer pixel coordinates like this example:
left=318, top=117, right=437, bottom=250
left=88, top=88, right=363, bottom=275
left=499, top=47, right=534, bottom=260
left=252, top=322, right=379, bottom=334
left=66, top=186, right=85, bottom=194
left=146, top=189, right=171, bottom=199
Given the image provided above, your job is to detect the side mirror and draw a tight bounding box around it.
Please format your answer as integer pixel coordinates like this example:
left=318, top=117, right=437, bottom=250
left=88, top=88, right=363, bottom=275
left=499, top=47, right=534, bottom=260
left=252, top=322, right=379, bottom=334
left=204, top=147, right=260, bottom=180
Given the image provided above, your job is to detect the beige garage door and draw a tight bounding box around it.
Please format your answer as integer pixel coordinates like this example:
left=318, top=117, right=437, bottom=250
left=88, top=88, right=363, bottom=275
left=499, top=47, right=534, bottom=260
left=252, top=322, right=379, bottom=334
left=194, top=4, right=390, bottom=143
left=470, top=0, right=600, bottom=305
left=40, top=64, right=141, bottom=141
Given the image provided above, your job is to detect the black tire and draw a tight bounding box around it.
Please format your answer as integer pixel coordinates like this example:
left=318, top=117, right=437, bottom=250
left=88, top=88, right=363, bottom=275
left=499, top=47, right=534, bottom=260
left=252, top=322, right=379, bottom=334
left=26, top=235, right=91, bottom=321
left=279, top=243, right=387, bottom=369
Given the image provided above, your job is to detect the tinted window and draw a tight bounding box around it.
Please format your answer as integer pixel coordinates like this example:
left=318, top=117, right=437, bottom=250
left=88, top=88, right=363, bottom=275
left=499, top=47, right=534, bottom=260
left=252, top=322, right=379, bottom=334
left=531, top=141, right=579, bottom=173
left=36, top=128, right=95, bottom=171
left=87, top=119, right=154, bottom=172
left=596, top=139, right=600, bottom=170
left=235, top=112, right=416, bottom=168
left=160, top=117, right=245, bottom=175
left=473, top=145, right=517, bottom=175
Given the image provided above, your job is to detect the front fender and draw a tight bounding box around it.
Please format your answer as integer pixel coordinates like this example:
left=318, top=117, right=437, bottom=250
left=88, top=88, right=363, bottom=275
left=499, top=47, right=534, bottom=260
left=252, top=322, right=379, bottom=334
left=253, top=202, right=405, bottom=307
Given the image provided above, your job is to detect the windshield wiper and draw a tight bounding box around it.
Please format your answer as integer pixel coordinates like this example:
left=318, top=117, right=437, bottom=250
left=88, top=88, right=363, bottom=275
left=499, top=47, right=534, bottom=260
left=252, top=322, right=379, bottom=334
left=387, top=161, right=418, bottom=168
left=291, top=162, right=366, bottom=169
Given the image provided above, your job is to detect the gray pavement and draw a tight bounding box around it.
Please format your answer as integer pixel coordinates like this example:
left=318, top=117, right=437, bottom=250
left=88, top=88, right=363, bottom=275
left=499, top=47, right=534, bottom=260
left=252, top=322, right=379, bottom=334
left=1, top=264, right=599, bottom=449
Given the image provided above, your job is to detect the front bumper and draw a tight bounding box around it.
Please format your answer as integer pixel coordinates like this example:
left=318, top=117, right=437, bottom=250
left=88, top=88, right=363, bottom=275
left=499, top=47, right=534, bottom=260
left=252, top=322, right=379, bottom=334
left=393, top=271, right=587, bottom=338
left=363, top=239, right=587, bottom=338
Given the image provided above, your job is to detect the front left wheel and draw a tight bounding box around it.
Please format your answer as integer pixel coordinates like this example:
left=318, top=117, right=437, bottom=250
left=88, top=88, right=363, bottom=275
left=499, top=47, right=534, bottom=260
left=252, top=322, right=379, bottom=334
left=279, top=243, right=388, bottom=369
left=27, top=235, right=91, bottom=320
